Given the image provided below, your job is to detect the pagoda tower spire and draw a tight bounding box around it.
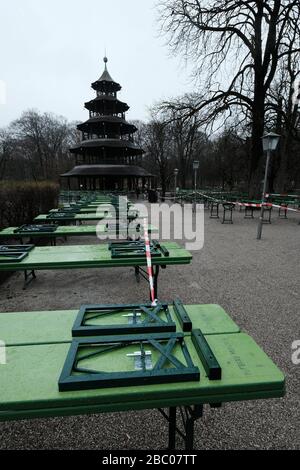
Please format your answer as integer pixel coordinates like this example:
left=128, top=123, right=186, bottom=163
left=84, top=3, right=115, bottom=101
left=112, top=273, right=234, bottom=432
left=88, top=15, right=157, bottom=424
left=61, top=58, right=153, bottom=191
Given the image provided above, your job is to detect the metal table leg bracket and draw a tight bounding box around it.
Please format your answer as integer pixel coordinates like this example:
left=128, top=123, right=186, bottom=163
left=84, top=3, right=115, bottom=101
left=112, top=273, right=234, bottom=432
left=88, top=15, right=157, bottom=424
left=222, top=203, right=234, bottom=224
left=245, top=206, right=254, bottom=219
left=158, top=405, right=203, bottom=450
left=23, top=270, right=36, bottom=289
left=262, top=206, right=272, bottom=224
left=133, top=265, right=161, bottom=299
left=210, top=203, right=220, bottom=219
left=134, top=266, right=140, bottom=283
left=279, top=206, right=288, bottom=219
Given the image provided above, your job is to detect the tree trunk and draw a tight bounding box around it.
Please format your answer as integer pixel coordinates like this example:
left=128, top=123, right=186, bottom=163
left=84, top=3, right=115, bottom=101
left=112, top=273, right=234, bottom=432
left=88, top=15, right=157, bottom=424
left=248, top=6, right=265, bottom=199
left=276, top=104, right=297, bottom=192
left=268, top=99, right=283, bottom=193
left=160, top=167, right=167, bottom=198
left=249, top=95, right=265, bottom=198
left=276, top=135, right=291, bottom=192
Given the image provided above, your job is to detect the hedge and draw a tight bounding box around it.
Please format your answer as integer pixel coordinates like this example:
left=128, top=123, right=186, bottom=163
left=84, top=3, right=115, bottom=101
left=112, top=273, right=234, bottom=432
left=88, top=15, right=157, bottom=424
left=0, top=181, right=59, bottom=229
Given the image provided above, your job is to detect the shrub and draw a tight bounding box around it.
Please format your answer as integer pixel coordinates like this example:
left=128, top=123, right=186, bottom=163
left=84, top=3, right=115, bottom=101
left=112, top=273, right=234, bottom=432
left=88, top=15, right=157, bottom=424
left=0, top=181, right=59, bottom=229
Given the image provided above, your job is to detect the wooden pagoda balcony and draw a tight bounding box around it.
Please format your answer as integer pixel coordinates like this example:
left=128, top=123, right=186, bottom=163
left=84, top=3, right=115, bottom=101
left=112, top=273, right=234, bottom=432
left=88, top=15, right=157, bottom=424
left=75, top=155, right=143, bottom=166
left=81, top=133, right=135, bottom=142
left=89, top=111, right=126, bottom=120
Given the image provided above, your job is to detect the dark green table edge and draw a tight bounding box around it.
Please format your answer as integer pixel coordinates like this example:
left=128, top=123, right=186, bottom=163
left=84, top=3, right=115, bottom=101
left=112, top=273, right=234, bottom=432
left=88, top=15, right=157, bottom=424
left=0, top=387, right=284, bottom=423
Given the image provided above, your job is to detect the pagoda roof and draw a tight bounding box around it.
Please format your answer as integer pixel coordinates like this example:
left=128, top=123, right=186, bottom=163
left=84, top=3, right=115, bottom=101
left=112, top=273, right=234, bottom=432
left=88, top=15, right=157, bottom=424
left=85, top=95, right=129, bottom=113
left=61, top=165, right=154, bottom=178
left=70, top=138, right=144, bottom=156
left=77, top=116, right=137, bottom=134
left=99, top=68, right=114, bottom=83
left=91, top=57, right=121, bottom=92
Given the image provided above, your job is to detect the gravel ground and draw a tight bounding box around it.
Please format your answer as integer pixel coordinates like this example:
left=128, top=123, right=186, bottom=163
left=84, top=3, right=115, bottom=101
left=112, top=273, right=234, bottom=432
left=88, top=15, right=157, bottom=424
left=0, top=202, right=299, bottom=450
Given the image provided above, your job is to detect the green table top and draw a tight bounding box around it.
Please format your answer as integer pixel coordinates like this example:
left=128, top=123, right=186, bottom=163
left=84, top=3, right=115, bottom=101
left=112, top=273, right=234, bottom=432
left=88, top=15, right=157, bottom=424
left=78, top=207, right=130, bottom=213
left=84, top=202, right=133, bottom=207
left=0, top=242, right=192, bottom=271
left=35, top=213, right=109, bottom=222
left=0, top=224, right=158, bottom=239
left=0, top=304, right=284, bottom=421
left=34, top=212, right=138, bottom=222
left=53, top=204, right=134, bottom=214
left=0, top=333, right=284, bottom=421
left=0, top=304, right=240, bottom=347
left=85, top=199, right=119, bottom=203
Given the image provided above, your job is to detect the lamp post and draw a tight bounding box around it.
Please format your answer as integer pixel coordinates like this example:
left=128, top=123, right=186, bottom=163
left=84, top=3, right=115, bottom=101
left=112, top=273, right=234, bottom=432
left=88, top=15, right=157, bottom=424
left=193, top=160, right=200, bottom=212
left=174, top=168, right=179, bottom=203
left=257, top=132, right=280, bottom=240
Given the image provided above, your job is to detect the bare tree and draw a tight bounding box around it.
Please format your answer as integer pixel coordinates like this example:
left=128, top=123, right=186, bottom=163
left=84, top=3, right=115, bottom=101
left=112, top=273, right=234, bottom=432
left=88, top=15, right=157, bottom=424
left=166, top=110, right=206, bottom=188
left=158, top=0, right=300, bottom=195
left=265, top=48, right=300, bottom=191
left=210, top=128, right=249, bottom=190
left=143, top=120, right=171, bottom=196
left=0, top=130, right=13, bottom=180
left=1, top=110, right=77, bottom=181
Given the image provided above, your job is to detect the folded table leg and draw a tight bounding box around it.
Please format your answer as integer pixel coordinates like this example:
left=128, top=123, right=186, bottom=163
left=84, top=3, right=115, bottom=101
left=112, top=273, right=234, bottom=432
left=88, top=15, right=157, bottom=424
left=158, top=405, right=203, bottom=450
left=23, top=270, right=36, bottom=290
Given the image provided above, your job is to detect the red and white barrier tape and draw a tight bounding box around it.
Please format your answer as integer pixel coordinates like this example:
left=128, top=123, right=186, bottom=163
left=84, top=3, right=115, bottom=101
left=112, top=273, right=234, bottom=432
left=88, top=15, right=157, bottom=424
left=236, top=202, right=272, bottom=208
left=143, top=218, right=157, bottom=306
left=270, top=203, right=300, bottom=213
left=183, top=191, right=300, bottom=214
left=237, top=202, right=261, bottom=208
left=237, top=202, right=300, bottom=212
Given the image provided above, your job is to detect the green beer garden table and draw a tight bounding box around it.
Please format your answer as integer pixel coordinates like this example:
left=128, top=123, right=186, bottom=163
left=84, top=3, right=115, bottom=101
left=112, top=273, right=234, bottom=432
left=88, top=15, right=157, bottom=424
left=0, top=303, right=285, bottom=449
left=0, top=242, right=192, bottom=295
left=53, top=203, right=134, bottom=213
left=34, top=211, right=138, bottom=224
left=0, top=304, right=240, bottom=346
left=35, top=213, right=111, bottom=223
left=0, top=224, right=158, bottom=245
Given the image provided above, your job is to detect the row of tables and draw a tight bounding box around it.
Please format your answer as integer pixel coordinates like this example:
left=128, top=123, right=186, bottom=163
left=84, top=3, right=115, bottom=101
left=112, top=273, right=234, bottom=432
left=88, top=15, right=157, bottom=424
left=0, top=196, right=189, bottom=295
left=177, top=190, right=300, bottom=224
left=0, top=193, right=285, bottom=449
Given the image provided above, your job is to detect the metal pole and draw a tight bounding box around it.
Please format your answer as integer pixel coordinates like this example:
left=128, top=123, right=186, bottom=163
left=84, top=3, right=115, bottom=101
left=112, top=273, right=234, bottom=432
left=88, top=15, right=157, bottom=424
left=174, top=174, right=177, bottom=203
left=193, top=169, right=197, bottom=213
left=257, top=149, right=271, bottom=240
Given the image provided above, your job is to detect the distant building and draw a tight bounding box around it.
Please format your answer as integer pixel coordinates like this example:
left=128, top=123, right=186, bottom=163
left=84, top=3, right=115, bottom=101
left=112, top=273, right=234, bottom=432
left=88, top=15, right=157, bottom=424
left=61, top=57, right=153, bottom=191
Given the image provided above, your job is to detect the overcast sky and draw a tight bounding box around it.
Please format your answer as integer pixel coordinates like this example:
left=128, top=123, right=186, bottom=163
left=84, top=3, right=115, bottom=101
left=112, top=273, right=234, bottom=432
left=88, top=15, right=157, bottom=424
left=0, top=0, right=194, bottom=127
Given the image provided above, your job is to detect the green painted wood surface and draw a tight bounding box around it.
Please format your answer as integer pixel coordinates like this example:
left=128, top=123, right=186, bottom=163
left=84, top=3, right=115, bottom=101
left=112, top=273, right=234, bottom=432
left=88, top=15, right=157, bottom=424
left=0, top=388, right=284, bottom=422
left=0, top=224, right=158, bottom=239
left=0, top=226, right=105, bottom=238
left=83, top=203, right=133, bottom=208
left=0, top=243, right=192, bottom=271
left=34, top=214, right=108, bottom=222
left=0, top=310, right=76, bottom=346
left=37, top=208, right=138, bottom=221
left=0, top=304, right=240, bottom=346
left=170, top=304, right=240, bottom=336
left=51, top=205, right=133, bottom=214
left=0, top=333, right=284, bottom=421
left=78, top=207, right=127, bottom=213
